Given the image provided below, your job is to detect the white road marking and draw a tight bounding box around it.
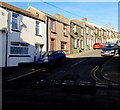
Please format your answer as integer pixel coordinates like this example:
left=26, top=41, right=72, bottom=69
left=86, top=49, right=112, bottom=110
left=7, top=68, right=42, bottom=82
left=71, top=59, right=86, bottom=67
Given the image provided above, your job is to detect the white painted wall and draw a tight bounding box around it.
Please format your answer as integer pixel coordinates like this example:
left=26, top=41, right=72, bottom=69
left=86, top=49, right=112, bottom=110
left=0, top=8, right=46, bottom=67
left=0, top=7, right=8, bottom=67
left=7, top=11, right=47, bottom=66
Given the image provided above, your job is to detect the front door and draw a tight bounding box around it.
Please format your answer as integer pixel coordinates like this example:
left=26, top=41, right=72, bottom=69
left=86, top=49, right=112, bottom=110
left=50, top=39, right=55, bottom=51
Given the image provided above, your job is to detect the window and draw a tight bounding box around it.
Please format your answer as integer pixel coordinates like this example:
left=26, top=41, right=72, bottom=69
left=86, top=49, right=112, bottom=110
left=73, top=25, right=77, bottom=33
left=74, top=39, right=77, bottom=48
left=91, top=30, right=93, bottom=36
left=101, top=30, right=103, bottom=35
left=63, top=24, right=67, bottom=36
left=61, top=42, right=67, bottom=50
left=12, top=13, right=19, bottom=30
left=81, top=28, right=84, bottom=36
left=36, top=21, right=41, bottom=35
left=109, top=31, right=111, bottom=36
left=10, top=46, right=28, bottom=55
left=99, top=30, right=101, bottom=36
left=51, top=19, right=56, bottom=32
left=106, top=31, right=109, bottom=35
left=95, top=29, right=97, bottom=34
left=86, top=27, right=89, bottom=34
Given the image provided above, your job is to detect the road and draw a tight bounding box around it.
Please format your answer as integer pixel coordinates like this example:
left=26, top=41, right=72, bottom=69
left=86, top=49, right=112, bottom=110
left=2, top=50, right=120, bottom=110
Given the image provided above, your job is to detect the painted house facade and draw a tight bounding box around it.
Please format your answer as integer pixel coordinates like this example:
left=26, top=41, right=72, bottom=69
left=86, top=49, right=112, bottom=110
left=82, top=18, right=95, bottom=50
left=102, top=25, right=117, bottom=43
left=28, top=7, right=70, bottom=55
left=70, top=18, right=84, bottom=54
left=0, top=2, right=46, bottom=67
left=94, top=25, right=102, bottom=43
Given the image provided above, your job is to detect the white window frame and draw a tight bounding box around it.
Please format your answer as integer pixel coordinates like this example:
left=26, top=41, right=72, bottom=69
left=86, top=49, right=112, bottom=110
left=109, top=31, right=111, bottom=36
left=74, top=39, right=77, bottom=48
left=36, top=21, right=41, bottom=36
left=73, top=25, right=77, bottom=33
left=91, top=30, right=93, bottom=36
left=106, top=31, right=109, bottom=36
left=51, top=19, right=55, bottom=32
left=10, top=45, right=28, bottom=55
left=95, top=29, right=97, bottom=34
left=99, top=31, right=101, bottom=36
left=12, top=12, right=20, bottom=30
left=86, top=27, right=89, bottom=34
left=81, top=28, right=84, bottom=36
left=63, top=24, right=67, bottom=35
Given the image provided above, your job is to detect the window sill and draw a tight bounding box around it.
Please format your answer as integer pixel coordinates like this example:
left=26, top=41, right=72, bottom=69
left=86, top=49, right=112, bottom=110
left=61, top=50, right=68, bottom=52
left=51, top=31, right=57, bottom=34
left=64, top=35, right=68, bottom=37
left=11, top=29, right=20, bottom=32
left=9, top=55, right=31, bottom=57
left=35, top=34, right=42, bottom=37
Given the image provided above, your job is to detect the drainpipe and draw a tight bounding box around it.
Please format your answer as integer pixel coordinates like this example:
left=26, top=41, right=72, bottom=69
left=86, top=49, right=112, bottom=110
left=83, top=23, right=86, bottom=50
left=5, top=31, right=8, bottom=67
left=46, top=16, right=49, bottom=51
left=5, top=12, right=9, bottom=67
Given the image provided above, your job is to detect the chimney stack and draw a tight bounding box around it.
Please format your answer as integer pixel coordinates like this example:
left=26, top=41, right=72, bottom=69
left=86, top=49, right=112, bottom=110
left=82, top=18, right=87, bottom=22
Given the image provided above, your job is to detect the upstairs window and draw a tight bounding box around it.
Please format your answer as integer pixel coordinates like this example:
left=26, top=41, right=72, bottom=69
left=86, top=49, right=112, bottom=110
left=36, top=21, right=41, bottom=36
left=91, top=30, right=94, bottom=36
left=95, top=29, right=97, bottom=34
left=51, top=19, right=56, bottom=32
left=74, top=39, right=77, bottom=48
left=86, top=27, right=89, bottom=34
left=81, top=28, right=84, bottom=36
left=99, top=30, right=101, bottom=36
left=12, top=13, right=20, bottom=30
left=63, top=24, right=67, bottom=36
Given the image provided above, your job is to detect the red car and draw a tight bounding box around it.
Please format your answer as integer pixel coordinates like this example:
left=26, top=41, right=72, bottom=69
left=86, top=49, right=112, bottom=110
left=93, top=43, right=103, bottom=49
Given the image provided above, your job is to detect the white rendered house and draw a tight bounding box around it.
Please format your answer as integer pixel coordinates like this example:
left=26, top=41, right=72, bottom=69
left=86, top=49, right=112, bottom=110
left=0, top=2, right=47, bottom=67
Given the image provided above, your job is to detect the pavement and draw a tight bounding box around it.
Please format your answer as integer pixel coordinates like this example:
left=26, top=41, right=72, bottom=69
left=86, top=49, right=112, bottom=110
left=101, top=56, right=120, bottom=84
left=66, top=50, right=94, bottom=58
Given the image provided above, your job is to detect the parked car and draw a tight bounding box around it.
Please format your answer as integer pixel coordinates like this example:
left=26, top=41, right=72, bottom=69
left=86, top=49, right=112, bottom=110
left=101, top=43, right=116, bottom=56
left=37, top=50, right=66, bottom=66
left=93, top=43, right=104, bottom=49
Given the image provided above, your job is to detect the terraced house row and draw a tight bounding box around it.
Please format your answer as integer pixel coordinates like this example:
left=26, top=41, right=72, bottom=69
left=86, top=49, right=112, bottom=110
left=0, top=1, right=118, bottom=67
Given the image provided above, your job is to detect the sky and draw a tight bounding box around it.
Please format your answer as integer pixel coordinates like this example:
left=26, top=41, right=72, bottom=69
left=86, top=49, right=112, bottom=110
left=4, top=0, right=118, bottom=31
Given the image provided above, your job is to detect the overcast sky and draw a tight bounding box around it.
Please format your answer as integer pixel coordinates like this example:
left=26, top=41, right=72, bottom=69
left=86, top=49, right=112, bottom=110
left=4, top=1, right=118, bottom=31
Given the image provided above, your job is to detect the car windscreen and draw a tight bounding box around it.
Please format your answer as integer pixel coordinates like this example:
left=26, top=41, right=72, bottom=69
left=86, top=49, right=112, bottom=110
left=104, top=44, right=115, bottom=48
left=42, top=51, right=54, bottom=58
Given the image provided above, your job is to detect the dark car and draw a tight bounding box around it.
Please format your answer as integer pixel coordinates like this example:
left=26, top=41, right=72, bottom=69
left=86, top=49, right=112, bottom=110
left=101, top=43, right=116, bottom=56
left=37, top=50, right=66, bottom=66
left=93, top=43, right=104, bottom=49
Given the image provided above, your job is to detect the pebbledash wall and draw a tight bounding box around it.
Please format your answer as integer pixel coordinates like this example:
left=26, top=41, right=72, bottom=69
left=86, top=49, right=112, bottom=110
left=0, top=2, right=47, bottom=67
